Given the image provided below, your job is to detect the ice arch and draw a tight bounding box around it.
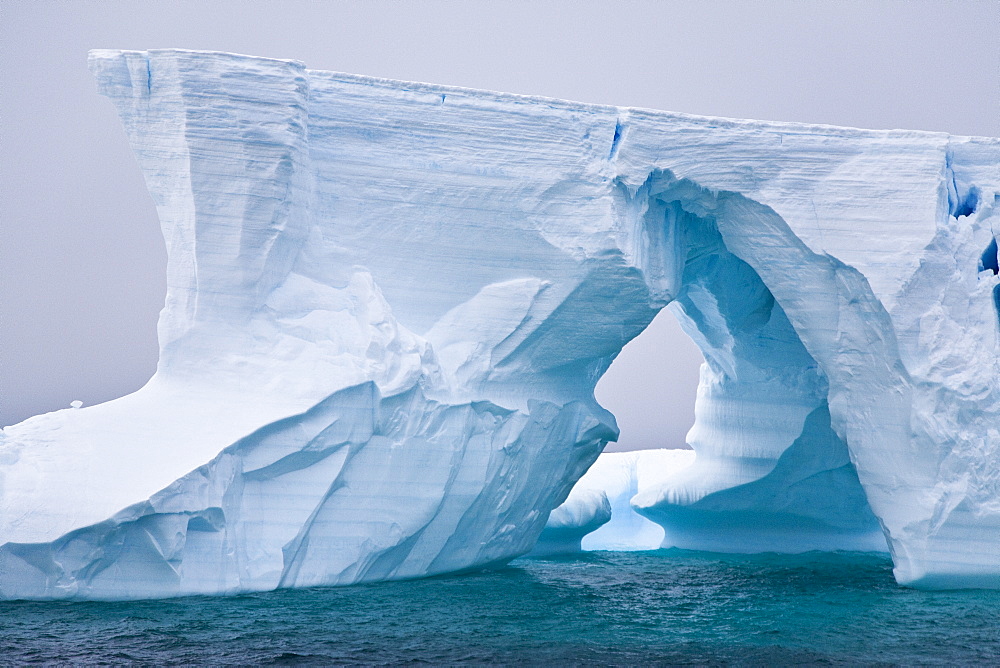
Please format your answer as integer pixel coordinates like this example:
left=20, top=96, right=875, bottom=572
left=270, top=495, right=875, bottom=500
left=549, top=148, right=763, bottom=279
left=0, top=49, right=998, bottom=599
left=620, top=172, right=886, bottom=553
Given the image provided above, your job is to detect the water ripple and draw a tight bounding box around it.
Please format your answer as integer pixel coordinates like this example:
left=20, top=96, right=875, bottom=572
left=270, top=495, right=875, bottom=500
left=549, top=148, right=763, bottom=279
left=1, top=550, right=998, bottom=665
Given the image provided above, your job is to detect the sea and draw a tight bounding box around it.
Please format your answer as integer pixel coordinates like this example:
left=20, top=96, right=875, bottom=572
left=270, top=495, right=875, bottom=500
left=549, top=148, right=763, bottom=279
left=1, top=550, right=998, bottom=665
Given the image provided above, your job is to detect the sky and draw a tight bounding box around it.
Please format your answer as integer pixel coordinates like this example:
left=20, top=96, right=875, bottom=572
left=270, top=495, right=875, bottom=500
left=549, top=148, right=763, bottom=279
left=1, top=0, right=998, bottom=451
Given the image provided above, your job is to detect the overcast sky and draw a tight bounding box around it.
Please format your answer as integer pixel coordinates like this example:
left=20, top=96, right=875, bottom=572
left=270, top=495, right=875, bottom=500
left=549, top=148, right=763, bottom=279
left=2, top=1, right=998, bottom=451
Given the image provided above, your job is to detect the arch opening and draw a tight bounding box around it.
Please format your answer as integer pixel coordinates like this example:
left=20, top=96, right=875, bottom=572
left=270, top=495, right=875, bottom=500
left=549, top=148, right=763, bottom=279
left=595, top=307, right=702, bottom=453
left=587, top=172, right=890, bottom=554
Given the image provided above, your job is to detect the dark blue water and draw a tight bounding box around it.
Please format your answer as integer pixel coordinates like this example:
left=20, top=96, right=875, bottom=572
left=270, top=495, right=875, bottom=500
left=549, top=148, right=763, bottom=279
left=2, top=550, right=998, bottom=665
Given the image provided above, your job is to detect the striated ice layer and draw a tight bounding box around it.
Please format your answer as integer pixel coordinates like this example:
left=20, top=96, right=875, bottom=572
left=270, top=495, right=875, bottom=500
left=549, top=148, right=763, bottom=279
left=1, top=49, right=998, bottom=598
left=0, top=382, right=610, bottom=599
left=543, top=447, right=889, bottom=555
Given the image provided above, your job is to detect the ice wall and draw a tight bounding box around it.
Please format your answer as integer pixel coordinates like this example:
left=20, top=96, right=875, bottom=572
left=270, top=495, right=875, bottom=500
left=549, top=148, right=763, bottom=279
left=0, top=49, right=998, bottom=598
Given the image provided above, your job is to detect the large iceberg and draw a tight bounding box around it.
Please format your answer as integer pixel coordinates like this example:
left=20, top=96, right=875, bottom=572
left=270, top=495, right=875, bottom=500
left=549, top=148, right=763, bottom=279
left=1, top=49, right=998, bottom=598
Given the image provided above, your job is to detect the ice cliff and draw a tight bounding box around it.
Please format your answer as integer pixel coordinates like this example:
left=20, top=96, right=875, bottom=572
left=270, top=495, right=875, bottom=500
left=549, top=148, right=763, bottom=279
left=1, top=49, right=998, bottom=599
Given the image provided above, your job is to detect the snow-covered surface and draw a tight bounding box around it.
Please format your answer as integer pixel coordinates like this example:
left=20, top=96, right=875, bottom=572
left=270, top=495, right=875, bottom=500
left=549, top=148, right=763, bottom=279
left=0, top=49, right=998, bottom=598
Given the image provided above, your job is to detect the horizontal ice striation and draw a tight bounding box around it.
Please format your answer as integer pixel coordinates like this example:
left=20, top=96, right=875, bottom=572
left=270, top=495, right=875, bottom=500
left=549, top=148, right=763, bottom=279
left=622, top=176, right=889, bottom=554
left=543, top=437, right=887, bottom=555
left=0, top=383, right=610, bottom=599
left=1, top=48, right=998, bottom=598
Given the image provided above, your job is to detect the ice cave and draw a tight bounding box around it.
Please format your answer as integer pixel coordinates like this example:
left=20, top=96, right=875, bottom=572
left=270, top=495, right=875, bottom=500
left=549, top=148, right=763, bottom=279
left=0, top=49, right=998, bottom=599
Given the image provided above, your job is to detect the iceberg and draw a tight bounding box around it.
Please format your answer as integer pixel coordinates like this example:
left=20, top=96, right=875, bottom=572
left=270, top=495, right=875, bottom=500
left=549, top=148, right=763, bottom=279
left=1, top=49, right=998, bottom=598
left=536, top=449, right=696, bottom=554
left=540, top=448, right=890, bottom=554
left=529, top=487, right=612, bottom=557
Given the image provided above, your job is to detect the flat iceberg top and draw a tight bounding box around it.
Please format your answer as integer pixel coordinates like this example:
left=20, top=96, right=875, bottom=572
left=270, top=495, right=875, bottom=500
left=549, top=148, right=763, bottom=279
left=89, top=48, right=994, bottom=141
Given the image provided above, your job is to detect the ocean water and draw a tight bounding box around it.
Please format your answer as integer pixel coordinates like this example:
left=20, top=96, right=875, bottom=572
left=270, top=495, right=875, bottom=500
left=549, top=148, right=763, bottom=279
left=1, top=550, right=998, bottom=665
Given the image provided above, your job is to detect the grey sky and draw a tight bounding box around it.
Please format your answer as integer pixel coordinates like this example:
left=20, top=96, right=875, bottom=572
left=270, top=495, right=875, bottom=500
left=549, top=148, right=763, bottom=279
left=2, top=1, right=998, bottom=452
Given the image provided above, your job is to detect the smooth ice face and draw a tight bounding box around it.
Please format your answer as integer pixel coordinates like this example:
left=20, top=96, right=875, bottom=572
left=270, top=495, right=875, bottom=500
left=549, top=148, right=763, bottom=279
left=0, top=49, right=998, bottom=599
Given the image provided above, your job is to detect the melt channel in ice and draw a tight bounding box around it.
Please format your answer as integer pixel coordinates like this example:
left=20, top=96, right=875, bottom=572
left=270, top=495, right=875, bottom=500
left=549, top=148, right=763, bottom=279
left=0, top=48, right=998, bottom=599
